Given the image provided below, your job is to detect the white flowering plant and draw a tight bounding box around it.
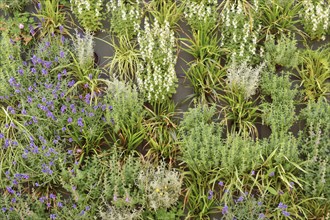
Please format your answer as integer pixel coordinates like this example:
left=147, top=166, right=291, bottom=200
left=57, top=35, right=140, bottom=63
left=300, top=0, right=330, bottom=41
left=106, top=0, right=141, bottom=39
left=219, top=1, right=262, bottom=64
left=70, top=0, right=104, bottom=32
left=183, top=0, right=218, bottom=32
left=137, top=18, right=178, bottom=103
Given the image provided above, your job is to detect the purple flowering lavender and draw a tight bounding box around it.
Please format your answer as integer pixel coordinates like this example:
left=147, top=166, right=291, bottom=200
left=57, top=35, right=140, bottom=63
left=236, top=196, right=244, bottom=203
left=6, top=187, right=15, bottom=194
left=59, top=51, right=65, bottom=58
left=258, top=213, right=265, bottom=219
left=222, top=205, right=228, bottom=215
left=42, top=69, right=48, bottom=75
left=278, top=202, right=288, bottom=210
left=68, top=80, right=75, bottom=87
left=61, top=105, right=67, bottom=113
left=282, top=210, right=290, bottom=217
left=77, top=118, right=84, bottom=127
left=207, top=190, right=213, bottom=200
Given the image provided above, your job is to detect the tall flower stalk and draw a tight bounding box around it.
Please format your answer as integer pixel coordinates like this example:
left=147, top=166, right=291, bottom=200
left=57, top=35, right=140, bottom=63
left=137, top=18, right=178, bottom=103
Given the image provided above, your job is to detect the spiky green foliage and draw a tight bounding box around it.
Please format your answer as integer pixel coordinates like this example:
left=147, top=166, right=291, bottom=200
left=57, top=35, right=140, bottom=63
left=264, top=34, right=299, bottom=70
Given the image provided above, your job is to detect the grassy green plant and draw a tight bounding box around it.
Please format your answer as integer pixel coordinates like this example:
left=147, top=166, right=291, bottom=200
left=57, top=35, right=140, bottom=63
left=33, top=0, right=71, bottom=38
left=181, top=26, right=221, bottom=61
left=184, top=59, right=226, bottom=104
left=56, top=31, right=108, bottom=105
left=104, top=36, right=140, bottom=81
left=143, top=99, right=179, bottom=162
left=257, top=0, right=305, bottom=39
left=294, top=45, right=330, bottom=102
left=220, top=62, right=264, bottom=137
left=147, top=0, right=183, bottom=31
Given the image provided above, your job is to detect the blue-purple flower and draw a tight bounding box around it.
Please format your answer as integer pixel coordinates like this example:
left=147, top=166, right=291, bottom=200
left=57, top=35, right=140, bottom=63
left=77, top=118, right=84, bottom=127
left=222, top=205, right=228, bottom=215
left=282, top=210, right=290, bottom=217
left=258, top=213, right=265, bottom=219
left=68, top=80, right=75, bottom=87
left=207, top=190, right=213, bottom=200
left=278, top=202, right=288, bottom=210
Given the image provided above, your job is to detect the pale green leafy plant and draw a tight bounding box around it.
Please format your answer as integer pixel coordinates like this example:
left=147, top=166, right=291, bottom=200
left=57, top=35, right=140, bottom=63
left=104, top=80, right=145, bottom=152
left=137, top=18, right=178, bottom=103
left=99, top=205, right=142, bottom=220
left=226, top=61, right=264, bottom=100
left=137, top=162, right=182, bottom=211
left=264, top=34, right=299, bottom=71
left=298, top=99, right=330, bottom=218
left=179, top=104, right=221, bottom=218
left=0, top=31, right=22, bottom=104
left=0, top=0, right=31, bottom=13
left=72, top=30, right=94, bottom=70
left=179, top=104, right=222, bottom=174
left=260, top=72, right=298, bottom=135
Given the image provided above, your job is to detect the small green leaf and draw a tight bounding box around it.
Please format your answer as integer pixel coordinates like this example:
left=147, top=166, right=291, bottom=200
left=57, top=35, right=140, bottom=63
left=267, top=186, right=278, bottom=195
